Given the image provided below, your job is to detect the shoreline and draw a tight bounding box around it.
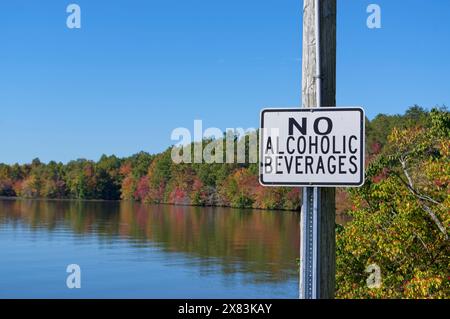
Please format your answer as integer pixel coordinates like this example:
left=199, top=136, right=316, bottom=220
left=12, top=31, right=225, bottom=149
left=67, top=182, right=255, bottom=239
left=0, top=196, right=301, bottom=213
left=0, top=196, right=355, bottom=225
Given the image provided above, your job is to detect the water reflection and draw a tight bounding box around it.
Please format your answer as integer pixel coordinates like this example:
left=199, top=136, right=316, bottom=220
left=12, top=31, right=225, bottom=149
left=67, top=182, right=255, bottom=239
left=0, top=199, right=300, bottom=285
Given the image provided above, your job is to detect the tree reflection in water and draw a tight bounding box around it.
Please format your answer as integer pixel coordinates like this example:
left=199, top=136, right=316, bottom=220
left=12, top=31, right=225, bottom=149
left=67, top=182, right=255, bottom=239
left=0, top=198, right=300, bottom=283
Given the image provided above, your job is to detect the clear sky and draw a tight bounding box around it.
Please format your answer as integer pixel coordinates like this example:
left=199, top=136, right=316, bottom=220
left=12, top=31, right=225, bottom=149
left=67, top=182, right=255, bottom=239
left=1, top=0, right=449, bottom=164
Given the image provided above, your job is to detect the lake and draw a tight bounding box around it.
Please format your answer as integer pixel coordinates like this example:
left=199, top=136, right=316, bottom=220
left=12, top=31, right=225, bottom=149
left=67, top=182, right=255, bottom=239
left=0, top=198, right=302, bottom=298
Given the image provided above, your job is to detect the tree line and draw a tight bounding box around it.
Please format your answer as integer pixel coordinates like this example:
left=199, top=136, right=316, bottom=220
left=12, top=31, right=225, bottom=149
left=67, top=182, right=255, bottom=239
left=0, top=106, right=445, bottom=212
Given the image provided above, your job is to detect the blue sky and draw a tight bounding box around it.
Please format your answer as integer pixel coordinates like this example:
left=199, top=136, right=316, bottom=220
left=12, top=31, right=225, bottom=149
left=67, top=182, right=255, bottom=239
left=1, top=0, right=449, bottom=164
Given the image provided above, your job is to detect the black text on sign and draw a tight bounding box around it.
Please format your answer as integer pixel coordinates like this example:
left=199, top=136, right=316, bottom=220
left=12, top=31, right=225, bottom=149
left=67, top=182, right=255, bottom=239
left=259, top=108, right=365, bottom=187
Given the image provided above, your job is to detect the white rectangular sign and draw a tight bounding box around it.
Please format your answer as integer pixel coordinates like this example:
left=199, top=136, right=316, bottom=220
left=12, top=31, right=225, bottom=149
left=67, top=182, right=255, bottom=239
left=259, top=107, right=365, bottom=187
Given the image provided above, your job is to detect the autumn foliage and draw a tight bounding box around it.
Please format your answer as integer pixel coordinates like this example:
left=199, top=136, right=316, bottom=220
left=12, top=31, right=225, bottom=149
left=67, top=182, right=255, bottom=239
left=0, top=106, right=444, bottom=215
left=336, top=108, right=449, bottom=298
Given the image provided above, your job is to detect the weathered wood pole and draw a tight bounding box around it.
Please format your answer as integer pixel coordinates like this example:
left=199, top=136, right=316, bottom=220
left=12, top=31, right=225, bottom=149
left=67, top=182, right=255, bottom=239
left=301, top=0, right=337, bottom=299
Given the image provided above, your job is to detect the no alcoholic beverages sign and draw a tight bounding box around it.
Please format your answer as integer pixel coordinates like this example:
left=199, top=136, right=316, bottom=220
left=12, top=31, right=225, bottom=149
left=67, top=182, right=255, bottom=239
left=259, top=107, right=365, bottom=187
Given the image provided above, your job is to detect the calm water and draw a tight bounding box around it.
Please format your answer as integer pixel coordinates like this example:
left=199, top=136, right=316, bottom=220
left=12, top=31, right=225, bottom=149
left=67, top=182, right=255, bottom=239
left=0, top=199, right=301, bottom=298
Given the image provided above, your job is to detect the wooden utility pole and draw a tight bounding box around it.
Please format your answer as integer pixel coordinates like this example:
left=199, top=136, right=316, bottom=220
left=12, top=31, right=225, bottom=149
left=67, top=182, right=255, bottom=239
left=300, top=0, right=336, bottom=299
